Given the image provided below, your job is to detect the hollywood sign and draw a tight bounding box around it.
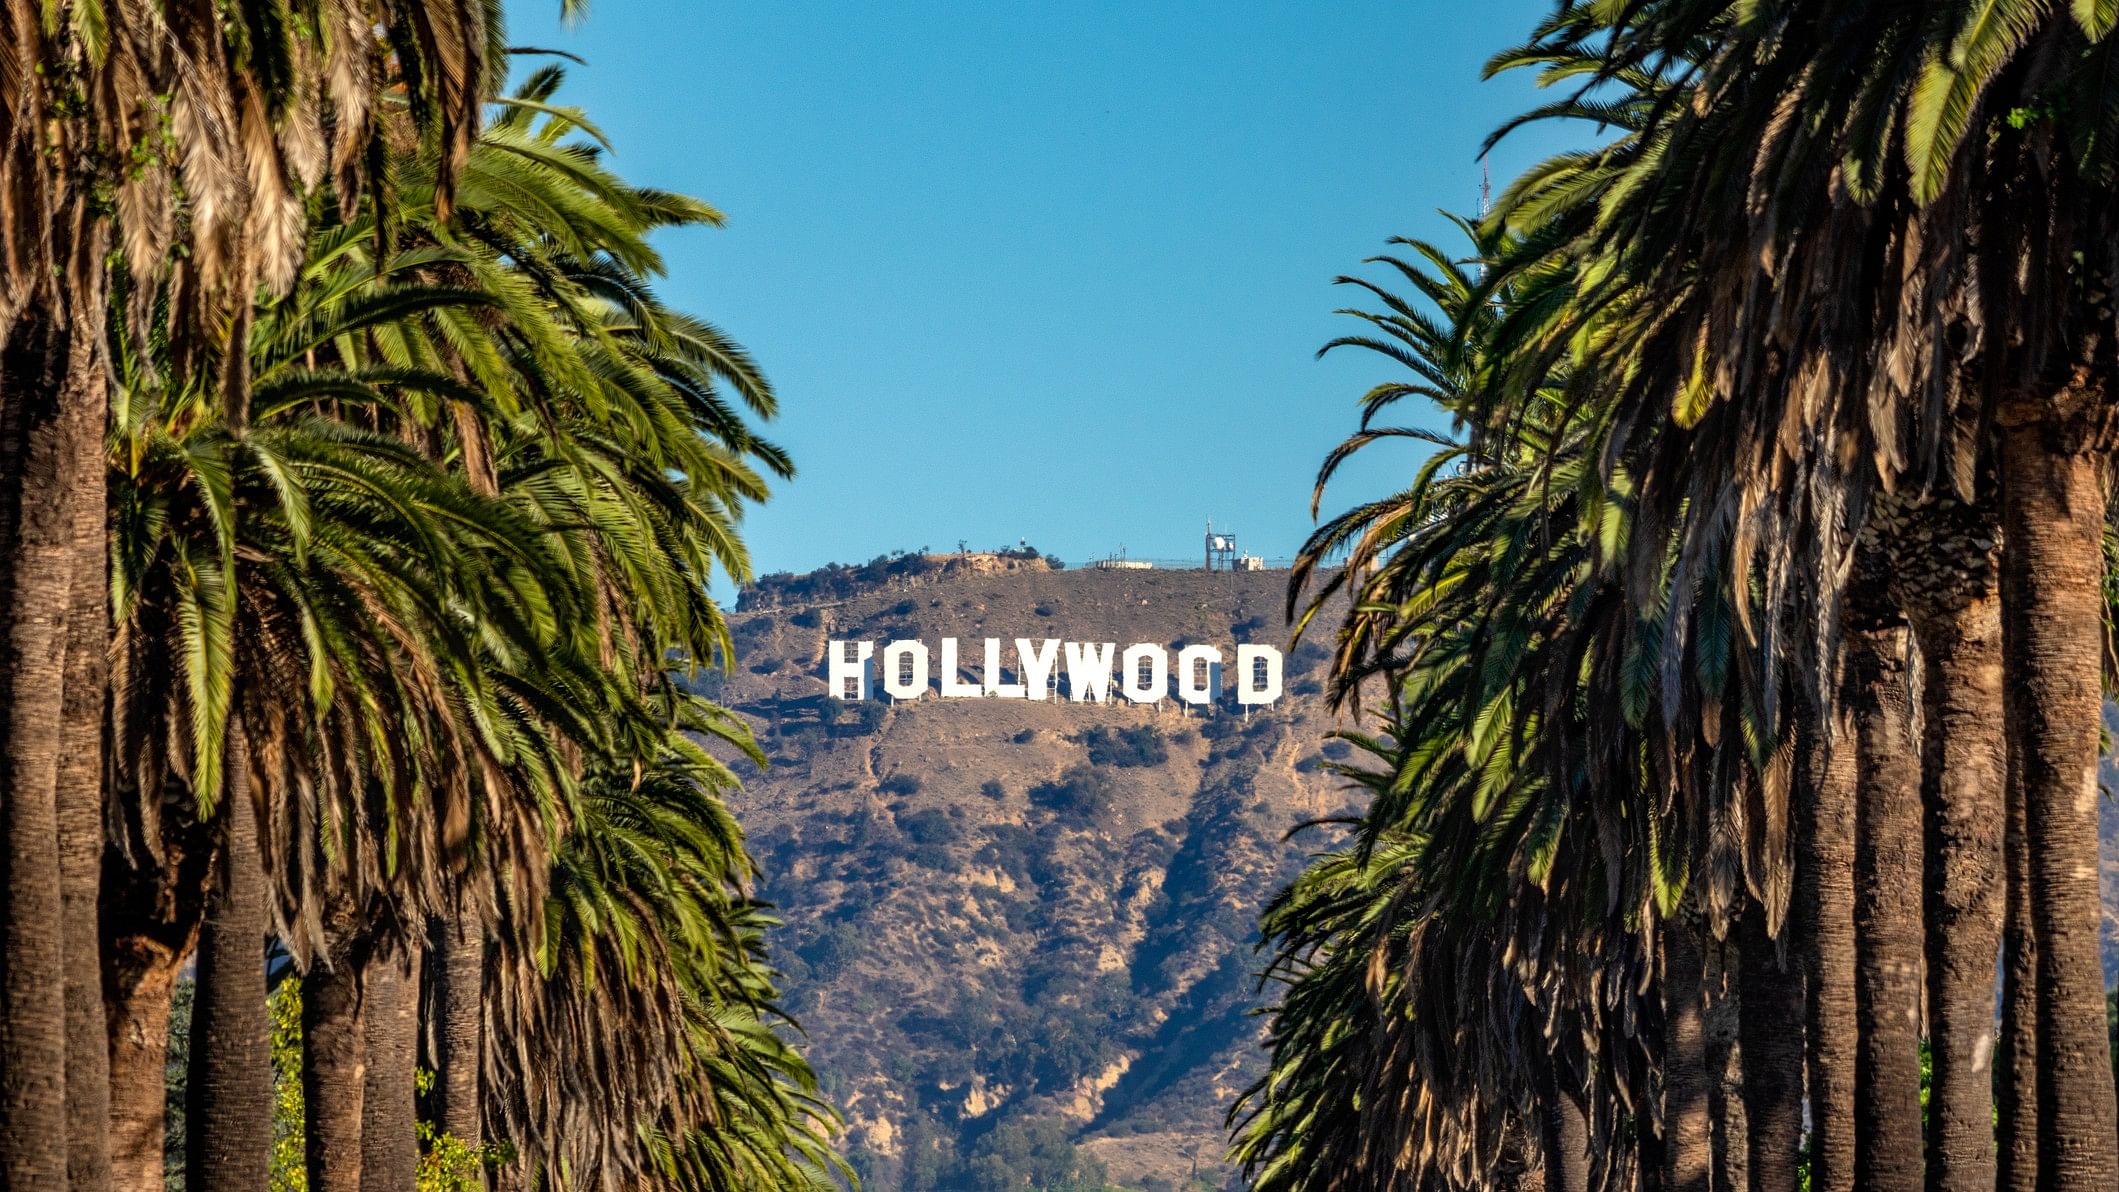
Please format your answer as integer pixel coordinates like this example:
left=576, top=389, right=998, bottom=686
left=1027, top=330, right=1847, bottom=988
left=827, top=638, right=1285, bottom=707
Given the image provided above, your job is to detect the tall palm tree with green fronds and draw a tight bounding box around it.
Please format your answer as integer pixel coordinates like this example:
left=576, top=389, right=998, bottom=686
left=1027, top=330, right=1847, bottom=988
left=137, top=66, right=823, bottom=1188
left=1249, top=214, right=1765, bottom=1191
left=99, top=263, right=607, bottom=1191
left=487, top=738, right=846, bottom=1191
left=1471, top=5, right=2119, bottom=1188
left=0, top=8, right=521, bottom=1184
left=93, top=67, right=806, bottom=1188
left=264, top=70, right=805, bottom=1185
left=1259, top=4, right=2119, bottom=1189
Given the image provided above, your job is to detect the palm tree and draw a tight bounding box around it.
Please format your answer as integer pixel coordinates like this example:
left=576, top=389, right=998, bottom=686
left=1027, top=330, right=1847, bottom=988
left=1662, top=911, right=1712, bottom=1192
left=1882, top=492, right=2007, bottom=1192
left=185, top=721, right=271, bottom=1192
left=303, top=914, right=368, bottom=1192
left=1258, top=6, right=2119, bottom=1191
left=174, top=69, right=814, bottom=1190
left=1736, top=900, right=1802, bottom=1192
left=360, top=941, right=422, bottom=1190
left=57, top=355, right=115, bottom=1192
left=1502, top=6, right=2119, bottom=1184
left=426, top=906, right=486, bottom=1154
left=1796, top=688, right=1859, bottom=1192
left=103, top=241, right=614, bottom=1189
left=0, top=8, right=502, bottom=1179
left=1250, top=217, right=1778, bottom=1191
left=1845, top=577, right=1921, bottom=1192
left=2000, top=733, right=2039, bottom=1192
left=486, top=742, right=846, bottom=1190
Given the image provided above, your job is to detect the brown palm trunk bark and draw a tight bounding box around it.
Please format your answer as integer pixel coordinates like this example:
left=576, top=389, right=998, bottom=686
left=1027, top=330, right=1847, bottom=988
left=1663, top=911, right=1712, bottom=1192
left=1998, top=405, right=2119, bottom=1190
left=0, top=310, right=100, bottom=1189
left=1997, top=717, right=2037, bottom=1192
left=100, top=815, right=213, bottom=1192
left=429, top=909, right=484, bottom=1149
left=105, top=953, right=184, bottom=1191
left=1798, top=700, right=1858, bottom=1192
left=58, top=327, right=112, bottom=1191
left=1703, top=935, right=1745, bottom=1192
left=1738, top=901, right=1803, bottom=1192
left=186, top=722, right=272, bottom=1192
left=1848, top=610, right=1922, bottom=1192
left=361, top=943, right=422, bottom=1192
left=304, top=932, right=369, bottom=1192
left=1896, top=506, right=2006, bottom=1192
left=1539, top=1062, right=1591, bottom=1192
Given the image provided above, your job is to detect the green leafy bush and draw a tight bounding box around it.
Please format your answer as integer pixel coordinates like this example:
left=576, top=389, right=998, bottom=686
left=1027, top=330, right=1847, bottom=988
left=1078, top=726, right=1167, bottom=768
left=1029, top=766, right=1120, bottom=826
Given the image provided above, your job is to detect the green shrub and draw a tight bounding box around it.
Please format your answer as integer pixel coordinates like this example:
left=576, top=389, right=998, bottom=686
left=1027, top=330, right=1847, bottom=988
left=1029, top=766, right=1119, bottom=825
left=898, top=808, right=958, bottom=845
left=271, top=981, right=302, bottom=1191
left=800, top=923, right=865, bottom=981
left=1078, top=726, right=1166, bottom=768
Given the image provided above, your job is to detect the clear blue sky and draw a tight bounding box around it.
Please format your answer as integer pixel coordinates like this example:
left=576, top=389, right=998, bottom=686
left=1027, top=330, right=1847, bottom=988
left=508, top=1, right=1579, bottom=582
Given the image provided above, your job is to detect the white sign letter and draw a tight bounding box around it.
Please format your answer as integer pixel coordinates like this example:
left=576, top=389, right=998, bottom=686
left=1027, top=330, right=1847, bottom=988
left=1121, top=644, right=1169, bottom=704
left=1063, top=641, right=1116, bottom=702
left=982, top=638, right=1027, bottom=698
left=1176, top=644, right=1222, bottom=706
left=1015, top=638, right=1061, bottom=701
left=1236, top=644, right=1283, bottom=706
left=881, top=640, right=929, bottom=700
left=939, top=637, right=982, bottom=697
left=828, top=640, right=873, bottom=700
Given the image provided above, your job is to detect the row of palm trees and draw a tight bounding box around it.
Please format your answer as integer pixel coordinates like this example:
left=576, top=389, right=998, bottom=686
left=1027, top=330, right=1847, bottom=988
left=0, top=6, right=841, bottom=1190
left=1242, top=3, right=2119, bottom=1191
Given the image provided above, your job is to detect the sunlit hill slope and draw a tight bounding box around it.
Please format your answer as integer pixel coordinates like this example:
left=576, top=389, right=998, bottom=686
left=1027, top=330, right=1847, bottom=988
left=712, top=557, right=1354, bottom=1192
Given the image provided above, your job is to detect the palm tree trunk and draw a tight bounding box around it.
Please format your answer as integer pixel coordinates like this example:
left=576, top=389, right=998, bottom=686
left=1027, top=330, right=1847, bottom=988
left=1998, top=406, right=2119, bottom=1190
left=1997, top=720, right=2037, bottom=1192
left=1662, top=910, right=1712, bottom=1192
left=105, top=952, right=184, bottom=1191
left=0, top=308, right=100, bottom=1188
left=1903, top=558, right=2004, bottom=1192
left=429, top=909, right=484, bottom=1149
left=361, top=943, right=422, bottom=1191
left=304, top=931, right=368, bottom=1192
left=1703, top=935, right=1745, bottom=1192
left=1738, top=901, right=1803, bottom=1192
left=100, top=815, right=214, bottom=1192
left=1848, top=611, right=1922, bottom=1192
left=186, top=722, right=272, bottom=1192
left=1798, top=699, right=1858, bottom=1192
left=58, top=347, right=112, bottom=1190
left=1539, top=1061, right=1591, bottom=1192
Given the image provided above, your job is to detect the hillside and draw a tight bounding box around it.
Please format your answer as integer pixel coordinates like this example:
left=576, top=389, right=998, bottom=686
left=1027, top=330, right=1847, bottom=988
left=713, top=563, right=1355, bottom=1192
